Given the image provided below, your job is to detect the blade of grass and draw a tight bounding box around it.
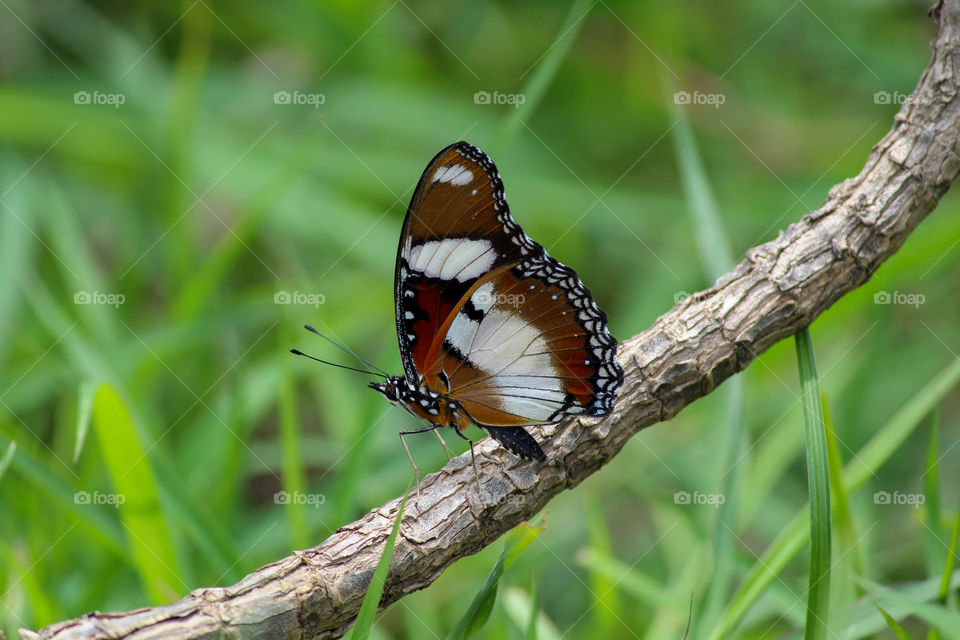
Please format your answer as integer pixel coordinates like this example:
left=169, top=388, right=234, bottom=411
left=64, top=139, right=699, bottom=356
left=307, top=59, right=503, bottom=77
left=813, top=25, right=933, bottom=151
left=924, top=407, right=943, bottom=580
left=822, top=392, right=862, bottom=585
left=666, top=74, right=745, bottom=640
left=92, top=382, right=181, bottom=604
left=859, top=575, right=960, bottom=635
left=781, top=570, right=960, bottom=639
left=503, top=586, right=562, bottom=640
left=449, top=519, right=545, bottom=640
left=278, top=325, right=308, bottom=549
left=795, top=328, right=832, bottom=640
left=171, top=135, right=312, bottom=320
left=928, top=490, right=960, bottom=640
left=0, top=165, right=36, bottom=366
left=821, top=390, right=862, bottom=617
left=876, top=603, right=917, bottom=640
left=0, top=441, right=14, bottom=485
left=73, top=379, right=97, bottom=463
left=494, top=0, right=593, bottom=151
left=575, top=547, right=676, bottom=610
left=666, top=84, right=733, bottom=277
left=348, top=483, right=411, bottom=640
left=525, top=580, right=538, bottom=640
left=706, top=354, right=960, bottom=640
left=585, top=492, right=620, bottom=637
left=0, top=433, right=126, bottom=556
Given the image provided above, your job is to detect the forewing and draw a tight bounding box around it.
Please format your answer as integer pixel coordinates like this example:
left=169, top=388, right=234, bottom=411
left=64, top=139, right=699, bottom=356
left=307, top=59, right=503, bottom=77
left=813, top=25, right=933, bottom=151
left=395, top=141, right=540, bottom=383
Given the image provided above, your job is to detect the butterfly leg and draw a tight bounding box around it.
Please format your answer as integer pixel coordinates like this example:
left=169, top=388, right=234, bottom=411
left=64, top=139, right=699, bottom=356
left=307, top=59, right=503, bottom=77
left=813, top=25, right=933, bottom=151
left=399, top=423, right=442, bottom=500
left=432, top=430, right=452, bottom=460
left=452, top=428, right=482, bottom=495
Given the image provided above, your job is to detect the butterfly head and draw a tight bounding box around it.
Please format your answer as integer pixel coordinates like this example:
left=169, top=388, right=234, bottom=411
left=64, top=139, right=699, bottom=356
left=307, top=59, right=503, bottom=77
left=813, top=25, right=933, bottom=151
left=369, top=375, right=461, bottom=426
left=368, top=377, right=405, bottom=405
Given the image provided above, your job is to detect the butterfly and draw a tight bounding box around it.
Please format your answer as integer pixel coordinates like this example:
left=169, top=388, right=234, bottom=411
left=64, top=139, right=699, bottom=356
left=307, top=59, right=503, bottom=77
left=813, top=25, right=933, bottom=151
left=367, top=141, right=623, bottom=484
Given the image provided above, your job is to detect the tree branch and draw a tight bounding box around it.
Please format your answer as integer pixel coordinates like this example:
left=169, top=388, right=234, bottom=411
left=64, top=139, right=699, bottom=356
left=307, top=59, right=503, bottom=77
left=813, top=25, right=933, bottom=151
left=27, top=2, right=960, bottom=638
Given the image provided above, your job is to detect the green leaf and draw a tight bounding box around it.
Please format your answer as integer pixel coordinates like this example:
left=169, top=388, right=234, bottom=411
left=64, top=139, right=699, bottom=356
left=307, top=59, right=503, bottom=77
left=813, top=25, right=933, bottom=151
left=796, top=328, right=832, bottom=640
left=875, top=602, right=916, bottom=640
left=348, top=485, right=411, bottom=640
left=450, top=520, right=545, bottom=640
left=91, top=382, right=181, bottom=604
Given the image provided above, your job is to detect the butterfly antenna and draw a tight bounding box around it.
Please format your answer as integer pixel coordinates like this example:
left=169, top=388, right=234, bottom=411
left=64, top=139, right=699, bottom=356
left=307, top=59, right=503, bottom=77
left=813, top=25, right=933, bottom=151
left=289, top=349, right=386, bottom=378
left=302, top=324, right=390, bottom=377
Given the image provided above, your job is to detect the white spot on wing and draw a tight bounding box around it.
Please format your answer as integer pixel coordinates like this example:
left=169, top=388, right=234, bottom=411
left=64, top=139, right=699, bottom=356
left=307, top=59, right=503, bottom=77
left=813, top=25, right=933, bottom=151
left=471, top=282, right=496, bottom=314
left=406, top=238, right=496, bottom=282
left=432, top=164, right=474, bottom=186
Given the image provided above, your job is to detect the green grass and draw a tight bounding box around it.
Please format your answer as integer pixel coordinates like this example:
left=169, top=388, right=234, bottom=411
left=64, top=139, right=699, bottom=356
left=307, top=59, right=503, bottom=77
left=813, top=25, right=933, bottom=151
left=1, top=1, right=959, bottom=638
left=795, top=329, right=831, bottom=639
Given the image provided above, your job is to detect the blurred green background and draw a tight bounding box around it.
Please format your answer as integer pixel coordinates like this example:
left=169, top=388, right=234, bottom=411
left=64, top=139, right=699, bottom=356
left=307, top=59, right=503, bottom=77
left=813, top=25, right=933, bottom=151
left=1, top=0, right=958, bottom=638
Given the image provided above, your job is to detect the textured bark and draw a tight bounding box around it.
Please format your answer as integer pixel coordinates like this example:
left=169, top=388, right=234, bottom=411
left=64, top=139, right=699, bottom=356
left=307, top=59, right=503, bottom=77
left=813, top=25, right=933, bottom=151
left=25, top=2, right=960, bottom=639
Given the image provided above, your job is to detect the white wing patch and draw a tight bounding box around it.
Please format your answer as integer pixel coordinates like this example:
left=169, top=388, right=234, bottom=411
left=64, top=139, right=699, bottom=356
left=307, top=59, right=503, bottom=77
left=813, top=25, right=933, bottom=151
left=431, top=164, right=474, bottom=185
left=406, top=238, right=496, bottom=282
left=443, top=288, right=567, bottom=422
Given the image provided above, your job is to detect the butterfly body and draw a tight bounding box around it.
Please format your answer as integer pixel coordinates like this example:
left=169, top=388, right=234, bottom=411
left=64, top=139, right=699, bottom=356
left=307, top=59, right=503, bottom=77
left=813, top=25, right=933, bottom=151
left=374, top=141, right=623, bottom=469
left=369, top=376, right=471, bottom=433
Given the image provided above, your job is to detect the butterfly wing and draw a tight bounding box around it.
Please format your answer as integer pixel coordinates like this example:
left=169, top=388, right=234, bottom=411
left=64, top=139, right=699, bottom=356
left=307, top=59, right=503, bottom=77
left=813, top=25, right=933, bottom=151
left=396, top=141, right=622, bottom=430
left=395, top=141, right=535, bottom=383
left=429, top=263, right=621, bottom=426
